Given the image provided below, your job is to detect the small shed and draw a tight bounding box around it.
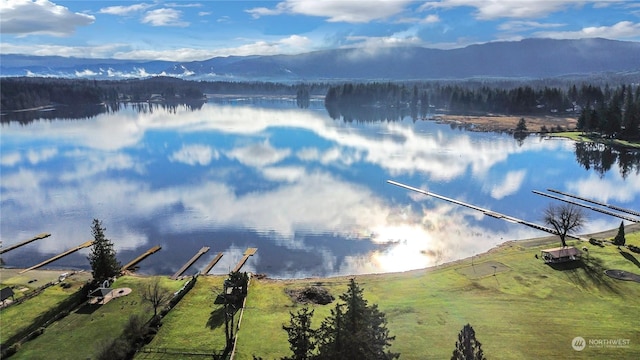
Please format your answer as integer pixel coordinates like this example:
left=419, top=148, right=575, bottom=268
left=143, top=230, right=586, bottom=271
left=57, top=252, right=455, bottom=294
left=541, top=246, right=582, bottom=263
left=1, top=287, right=15, bottom=304
left=88, top=287, right=113, bottom=301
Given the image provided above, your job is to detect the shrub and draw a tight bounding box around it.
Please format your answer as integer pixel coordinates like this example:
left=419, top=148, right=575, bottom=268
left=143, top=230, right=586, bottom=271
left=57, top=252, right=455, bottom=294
left=628, top=245, right=640, bottom=254
left=589, top=238, right=603, bottom=247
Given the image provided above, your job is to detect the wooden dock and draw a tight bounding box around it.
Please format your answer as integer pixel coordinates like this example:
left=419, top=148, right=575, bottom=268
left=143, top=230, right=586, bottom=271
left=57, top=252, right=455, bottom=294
left=232, top=248, right=258, bottom=273
left=1, top=233, right=51, bottom=255
left=171, top=246, right=210, bottom=280
left=202, top=252, right=224, bottom=275
left=121, top=245, right=162, bottom=272
left=533, top=190, right=639, bottom=223
left=19, top=240, right=94, bottom=274
left=388, top=180, right=585, bottom=240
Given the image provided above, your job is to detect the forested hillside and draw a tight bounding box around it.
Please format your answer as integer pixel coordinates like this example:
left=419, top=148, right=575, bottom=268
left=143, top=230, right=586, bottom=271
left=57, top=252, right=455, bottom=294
left=325, top=82, right=640, bottom=140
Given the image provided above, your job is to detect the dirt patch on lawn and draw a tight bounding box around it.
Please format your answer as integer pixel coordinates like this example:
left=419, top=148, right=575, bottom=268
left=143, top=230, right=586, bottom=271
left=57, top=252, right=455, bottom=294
left=286, top=286, right=335, bottom=305
left=435, top=115, right=577, bottom=133
left=456, top=261, right=511, bottom=279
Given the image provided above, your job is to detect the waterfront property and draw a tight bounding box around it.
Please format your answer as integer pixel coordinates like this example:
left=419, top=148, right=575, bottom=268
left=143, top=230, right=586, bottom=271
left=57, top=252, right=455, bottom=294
left=540, top=246, right=582, bottom=263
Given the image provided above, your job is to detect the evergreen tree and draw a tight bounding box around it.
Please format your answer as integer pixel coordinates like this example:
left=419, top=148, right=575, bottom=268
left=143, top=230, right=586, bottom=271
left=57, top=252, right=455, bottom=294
left=613, top=221, right=626, bottom=246
left=316, top=278, right=399, bottom=360
left=515, top=118, right=527, bottom=132
left=451, top=324, right=486, bottom=360
left=88, top=219, right=121, bottom=284
left=282, top=307, right=317, bottom=360
left=622, top=87, right=640, bottom=139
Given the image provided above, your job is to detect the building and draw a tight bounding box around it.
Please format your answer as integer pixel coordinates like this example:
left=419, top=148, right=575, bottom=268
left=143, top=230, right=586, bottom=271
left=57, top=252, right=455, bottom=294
left=541, top=246, right=582, bottom=263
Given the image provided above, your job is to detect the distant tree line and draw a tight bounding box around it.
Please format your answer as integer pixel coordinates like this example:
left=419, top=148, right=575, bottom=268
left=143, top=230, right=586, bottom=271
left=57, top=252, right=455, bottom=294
left=324, top=82, right=640, bottom=140
left=0, top=77, right=328, bottom=111
left=0, top=77, right=104, bottom=110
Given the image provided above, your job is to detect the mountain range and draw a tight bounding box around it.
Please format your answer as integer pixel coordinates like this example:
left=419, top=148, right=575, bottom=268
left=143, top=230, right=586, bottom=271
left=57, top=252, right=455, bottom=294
left=1, top=38, right=639, bottom=81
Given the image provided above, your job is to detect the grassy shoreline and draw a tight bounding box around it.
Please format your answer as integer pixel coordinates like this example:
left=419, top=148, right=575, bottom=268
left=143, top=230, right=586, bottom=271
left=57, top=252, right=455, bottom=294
left=2, top=224, right=639, bottom=359
left=547, top=131, right=640, bottom=149
left=236, top=224, right=640, bottom=359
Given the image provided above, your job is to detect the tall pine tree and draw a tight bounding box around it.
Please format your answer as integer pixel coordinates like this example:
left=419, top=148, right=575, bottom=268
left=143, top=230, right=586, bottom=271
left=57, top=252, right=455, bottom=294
left=316, top=278, right=399, bottom=360
left=451, top=324, right=486, bottom=360
left=613, top=221, right=626, bottom=246
left=282, top=307, right=316, bottom=360
left=88, top=219, right=120, bottom=284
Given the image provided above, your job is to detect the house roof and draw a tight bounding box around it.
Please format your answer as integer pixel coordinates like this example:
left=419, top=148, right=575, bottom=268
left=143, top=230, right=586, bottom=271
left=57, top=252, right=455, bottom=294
left=541, top=246, right=582, bottom=258
left=89, top=287, right=113, bottom=298
left=1, top=287, right=15, bottom=302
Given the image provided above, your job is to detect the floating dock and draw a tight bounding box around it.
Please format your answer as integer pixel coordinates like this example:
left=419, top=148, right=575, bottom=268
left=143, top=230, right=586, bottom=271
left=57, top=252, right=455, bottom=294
left=547, top=188, right=640, bottom=218
left=1, top=233, right=51, bottom=255
left=19, top=240, right=94, bottom=274
left=171, top=246, right=210, bottom=280
left=121, top=245, right=162, bottom=272
left=232, top=248, right=258, bottom=273
left=533, top=190, right=639, bottom=223
left=202, top=252, right=224, bottom=275
left=387, top=180, right=585, bottom=240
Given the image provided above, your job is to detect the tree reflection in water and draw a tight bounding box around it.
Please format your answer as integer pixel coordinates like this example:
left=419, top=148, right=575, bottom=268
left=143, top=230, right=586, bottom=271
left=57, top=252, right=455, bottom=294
left=574, top=142, right=640, bottom=179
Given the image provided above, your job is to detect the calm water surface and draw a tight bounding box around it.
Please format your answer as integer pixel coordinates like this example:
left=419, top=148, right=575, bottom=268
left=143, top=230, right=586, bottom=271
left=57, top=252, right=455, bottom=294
left=1, top=99, right=638, bottom=278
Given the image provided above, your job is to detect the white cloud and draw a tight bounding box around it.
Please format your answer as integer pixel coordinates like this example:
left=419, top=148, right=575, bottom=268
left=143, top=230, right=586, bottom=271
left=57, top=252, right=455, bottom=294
left=0, top=0, right=94, bottom=36
left=278, top=34, right=312, bottom=48
left=1, top=33, right=313, bottom=61
left=59, top=152, right=142, bottom=182
left=534, top=21, right=640, bottom=39
left=296, top=147, right=320, bottom=162
left=111, top=34, right=312, bottom=60
left=99, top=3, right=152, bottom=16
left=27, top=148, right=58, bottom=164
left=165, top=2, right=202, bottom=8
left=246, top=0, right=413, bottom=23
left=421, top=0, right=583, bottom=20
left=261, top=166, right=307, bottom=183
left=569, top=170, right=640, bottom=204
left=142, top=8, right=189, bottom=27
left=498, top=20, right=566, bottom=32
left=226, top=141, right=291, bottom=168
left=169, top=144, right=218, bottom=166
left=1, top=152, right=22, bottom=167
left=423, top=14, right=441, bottom=23
left=0, top=148, right=57, bottom=167
left=0, top=42, right=129, bottom=58
left=0, top=168, right=47, bottom=190
left=339, top=35, right=423, bottom=61
left=489, top=170, right=527, bottom=199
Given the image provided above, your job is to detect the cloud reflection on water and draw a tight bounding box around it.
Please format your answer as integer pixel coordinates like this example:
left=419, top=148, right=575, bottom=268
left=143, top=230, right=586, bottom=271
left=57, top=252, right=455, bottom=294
left=1, top=103, right=637, bottom=277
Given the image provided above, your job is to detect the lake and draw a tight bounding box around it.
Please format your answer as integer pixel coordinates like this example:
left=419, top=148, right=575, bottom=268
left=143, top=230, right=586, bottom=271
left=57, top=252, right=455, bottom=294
left=1, top=98, right=638, bottom=278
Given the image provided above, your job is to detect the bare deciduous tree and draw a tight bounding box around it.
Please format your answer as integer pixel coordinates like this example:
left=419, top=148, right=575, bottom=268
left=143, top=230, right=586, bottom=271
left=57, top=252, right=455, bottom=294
left=543, top=203, right=587, bottom=247
left=141, top=277, right=172, bottom=317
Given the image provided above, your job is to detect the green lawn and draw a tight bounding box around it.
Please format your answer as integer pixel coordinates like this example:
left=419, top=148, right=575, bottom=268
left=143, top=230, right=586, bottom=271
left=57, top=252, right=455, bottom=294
left=135, top=275, right=232, bottom=359
left=10, top=276, right=186, bottom=360
left=0, top=271, right=91, bottom=345
left=548, top=131, right=640, bottom=149
left=234, top=229, right=640, bottom=360
left=4, top=229, right=638, bottom=359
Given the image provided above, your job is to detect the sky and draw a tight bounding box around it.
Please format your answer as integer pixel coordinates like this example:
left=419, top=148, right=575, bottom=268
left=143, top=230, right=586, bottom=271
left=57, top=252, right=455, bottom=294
left=1, top=0, right=640, bottom=62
